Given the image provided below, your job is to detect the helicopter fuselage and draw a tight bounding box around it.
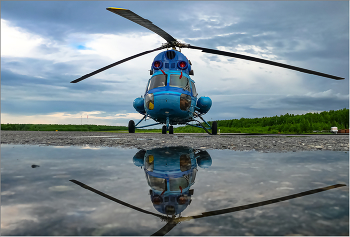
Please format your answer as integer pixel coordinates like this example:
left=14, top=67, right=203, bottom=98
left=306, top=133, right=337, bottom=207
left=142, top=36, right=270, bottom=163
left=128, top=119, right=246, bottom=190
left=132, top=49, right=212, bottom=125
left=145, top=71, right=196, bottom=125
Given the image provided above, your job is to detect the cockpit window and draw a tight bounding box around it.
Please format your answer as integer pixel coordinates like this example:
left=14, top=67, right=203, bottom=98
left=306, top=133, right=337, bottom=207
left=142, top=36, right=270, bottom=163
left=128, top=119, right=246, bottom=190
left=145, top=173, right=167, bottom=191
left=148, top=74, right=167, bottom=91
left=169, top=177, right=189, bottom=191
left=190, top=168, right=197, bottom=184
left=180, top=154, right=191, bottom=172
left=169, top=74, right=190, bottom=92
left=191, top=81, right=197, bottom=96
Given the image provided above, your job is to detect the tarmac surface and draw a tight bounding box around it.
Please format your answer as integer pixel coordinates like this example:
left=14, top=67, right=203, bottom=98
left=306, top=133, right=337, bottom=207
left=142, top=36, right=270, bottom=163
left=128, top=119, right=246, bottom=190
left=1, top=130, right=349, bottom=152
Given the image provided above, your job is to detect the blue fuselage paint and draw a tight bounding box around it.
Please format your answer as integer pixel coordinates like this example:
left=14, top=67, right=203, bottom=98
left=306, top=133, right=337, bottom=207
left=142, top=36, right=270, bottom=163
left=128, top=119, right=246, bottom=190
left=144, top=70, right=197, bottom=125
left=141, top=147, right=198, bottom=215
left=133, top=49, right=211, bottom=125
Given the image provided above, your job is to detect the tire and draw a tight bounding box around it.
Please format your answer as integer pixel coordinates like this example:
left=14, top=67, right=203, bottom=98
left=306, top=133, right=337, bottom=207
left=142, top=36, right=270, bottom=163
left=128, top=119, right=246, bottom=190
left=169, top=125, right=174, bottom=134
left=211, top=121, right=217, bottom=135
left=128, top=120, right=135, bottom=133
left=162, top=125, right=167, bottom=134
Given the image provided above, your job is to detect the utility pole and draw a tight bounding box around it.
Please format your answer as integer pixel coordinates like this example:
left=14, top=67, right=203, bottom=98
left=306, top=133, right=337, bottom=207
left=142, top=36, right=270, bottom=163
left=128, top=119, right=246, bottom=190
left=81, top=115, right=82, bottom=125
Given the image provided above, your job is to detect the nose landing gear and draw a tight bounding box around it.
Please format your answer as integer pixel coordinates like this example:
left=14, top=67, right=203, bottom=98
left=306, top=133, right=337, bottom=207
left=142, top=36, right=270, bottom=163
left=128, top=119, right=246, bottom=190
left=162, top=125, right=174, bottom=134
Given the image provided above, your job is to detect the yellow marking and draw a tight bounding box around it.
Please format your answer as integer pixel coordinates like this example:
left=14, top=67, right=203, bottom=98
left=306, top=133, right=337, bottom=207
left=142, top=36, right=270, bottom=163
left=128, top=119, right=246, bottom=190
left=149, top=155, right=154, bottom=163
left=149, top=102, right=154, bottom=110
left=107, top=7, right=127, bottom=10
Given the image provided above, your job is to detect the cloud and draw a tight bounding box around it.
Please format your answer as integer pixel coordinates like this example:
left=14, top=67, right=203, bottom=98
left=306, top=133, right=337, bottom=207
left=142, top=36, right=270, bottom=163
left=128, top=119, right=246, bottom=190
left=1, top=1, right=348, bottom=124
left=251, top=89, right=349, bottom=111
left=1, top=111, right=143, bottom=126
left=1, top=19, right=44, bottom=58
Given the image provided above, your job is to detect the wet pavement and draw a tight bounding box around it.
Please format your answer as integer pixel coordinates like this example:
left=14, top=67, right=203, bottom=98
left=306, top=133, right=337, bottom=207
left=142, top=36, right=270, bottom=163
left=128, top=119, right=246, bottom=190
left=1, top=144, right=348, bottom=235
left=1, top=131, right=349, bottom=152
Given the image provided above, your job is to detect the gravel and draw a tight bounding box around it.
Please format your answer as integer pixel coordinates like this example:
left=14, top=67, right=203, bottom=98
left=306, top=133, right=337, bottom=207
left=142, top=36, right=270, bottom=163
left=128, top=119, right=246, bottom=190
left=1, top=130, right=349, bottom=152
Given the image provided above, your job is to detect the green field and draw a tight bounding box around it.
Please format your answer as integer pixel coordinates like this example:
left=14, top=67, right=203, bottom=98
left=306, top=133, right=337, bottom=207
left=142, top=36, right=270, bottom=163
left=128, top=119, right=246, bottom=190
left=0, top=124, right=127, bottom=132
left=1, top=108, right=348, bottom=134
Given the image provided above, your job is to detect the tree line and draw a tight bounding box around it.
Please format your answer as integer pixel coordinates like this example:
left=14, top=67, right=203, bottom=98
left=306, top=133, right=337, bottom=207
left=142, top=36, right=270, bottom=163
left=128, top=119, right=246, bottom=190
left=214, top=108, right=349, bottom=134
left=1, top=108, right=348, bottom=134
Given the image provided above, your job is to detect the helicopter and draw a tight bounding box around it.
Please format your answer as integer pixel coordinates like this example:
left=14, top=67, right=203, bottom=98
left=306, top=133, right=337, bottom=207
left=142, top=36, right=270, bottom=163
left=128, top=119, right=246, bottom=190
left=70, top=7, right=345, bottom=135
left=133, top=147, right=212, bottom=216
left=70, top=146, right=346, bottom=236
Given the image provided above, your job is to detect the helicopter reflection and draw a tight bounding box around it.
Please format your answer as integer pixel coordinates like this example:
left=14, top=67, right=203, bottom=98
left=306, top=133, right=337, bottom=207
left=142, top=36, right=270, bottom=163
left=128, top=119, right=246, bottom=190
left=70, top=146, right=346, bottom=236
left=132, top=147, right=212, bottom=216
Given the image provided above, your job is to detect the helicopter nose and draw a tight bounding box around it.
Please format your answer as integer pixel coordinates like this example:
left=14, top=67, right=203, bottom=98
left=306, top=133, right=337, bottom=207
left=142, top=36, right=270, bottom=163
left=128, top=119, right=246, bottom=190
left=155, top=94, right=179, bottom=113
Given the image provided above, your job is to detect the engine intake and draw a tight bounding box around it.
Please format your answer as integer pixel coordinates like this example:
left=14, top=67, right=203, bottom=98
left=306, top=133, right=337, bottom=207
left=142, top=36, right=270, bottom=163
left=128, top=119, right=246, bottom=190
left=133, top=97, right=146, bottom=114
left=196, top=96, right=212, bottom=114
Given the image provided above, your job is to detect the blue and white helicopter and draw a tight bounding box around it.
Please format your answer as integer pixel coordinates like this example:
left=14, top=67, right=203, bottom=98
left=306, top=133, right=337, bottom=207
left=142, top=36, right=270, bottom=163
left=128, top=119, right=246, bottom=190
left=71, top=7, right=344, bottom=135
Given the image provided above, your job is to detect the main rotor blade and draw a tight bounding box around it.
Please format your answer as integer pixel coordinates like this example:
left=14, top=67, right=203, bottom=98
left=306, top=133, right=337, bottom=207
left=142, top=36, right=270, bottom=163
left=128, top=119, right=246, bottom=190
left=70, top=179, right=165, bottom=219
left=70, top=46, right=163, bottom=83
left=107, top=7, right=177, bottom=44
left=187, top=45, right=344, bottom=80
left=151, top=222, right=178, bottom=236
left=178, top=184, right=346, bottom=222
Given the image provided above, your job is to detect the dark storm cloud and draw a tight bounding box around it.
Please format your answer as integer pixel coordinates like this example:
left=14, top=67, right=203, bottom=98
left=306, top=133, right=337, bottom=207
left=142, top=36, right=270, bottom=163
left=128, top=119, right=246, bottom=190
left=1, top=1, right=193, bottom=42
left=1, top=1, right=348, bottom=122
left=249, top=92, right=349, bottom=114
left=1, top=60, right=124, bottom=89
left=1, top=69, right=48, bottom=86
left=2, top=1, right=348, bottom=68
left=3, top=1, right=347, bottom=53
left=1, top=67, right=132, bottom=116
left=181, top=2, right=348, bottom=66
left=278, top=95, right=349, bottom=111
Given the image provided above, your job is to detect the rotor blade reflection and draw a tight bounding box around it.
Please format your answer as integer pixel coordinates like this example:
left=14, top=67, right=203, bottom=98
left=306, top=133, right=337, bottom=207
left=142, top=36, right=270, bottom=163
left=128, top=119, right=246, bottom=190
left=151, top=222, right=178, bottom=236
left=187, top=45, right=345, bottom=80
left=70, top=179, right=165, bottom=219
left=179, top=184, right=346, bottom=222
left=107, top=7, right=177, bottom=44
left=70, top=46, right=163, bottom=83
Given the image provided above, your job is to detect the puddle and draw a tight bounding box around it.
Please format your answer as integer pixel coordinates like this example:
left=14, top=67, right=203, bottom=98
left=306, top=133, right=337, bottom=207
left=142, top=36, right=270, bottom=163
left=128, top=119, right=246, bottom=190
left=74, top=135, right=117, bottom=138
left=137, top=138, right=157, bottom=141
left=1, top=144, right=348, bottom=236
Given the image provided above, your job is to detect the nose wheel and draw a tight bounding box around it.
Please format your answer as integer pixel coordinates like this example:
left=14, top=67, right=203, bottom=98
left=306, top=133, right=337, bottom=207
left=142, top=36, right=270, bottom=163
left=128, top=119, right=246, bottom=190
left=162, top=125, right=167, bottom=134
left=162, top=125, right=174, bottom=134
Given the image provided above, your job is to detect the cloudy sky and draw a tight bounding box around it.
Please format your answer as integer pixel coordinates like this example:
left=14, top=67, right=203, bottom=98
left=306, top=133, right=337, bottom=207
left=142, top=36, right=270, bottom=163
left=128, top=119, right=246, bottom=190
left=1, top=1, right=349, bottom=126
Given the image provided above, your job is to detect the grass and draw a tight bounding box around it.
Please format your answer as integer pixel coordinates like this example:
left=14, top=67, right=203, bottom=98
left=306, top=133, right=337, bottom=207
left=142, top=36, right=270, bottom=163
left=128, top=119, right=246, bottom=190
left=1, top=123, right=342, bottom=135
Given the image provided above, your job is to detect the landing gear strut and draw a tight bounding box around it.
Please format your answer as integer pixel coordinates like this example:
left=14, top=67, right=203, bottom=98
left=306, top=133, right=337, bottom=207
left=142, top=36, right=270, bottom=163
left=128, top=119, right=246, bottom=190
left=185, top=116, right=218, bottom=135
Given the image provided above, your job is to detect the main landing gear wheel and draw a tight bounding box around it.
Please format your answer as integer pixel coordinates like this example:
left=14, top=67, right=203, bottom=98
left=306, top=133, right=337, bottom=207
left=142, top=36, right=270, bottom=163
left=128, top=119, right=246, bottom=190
left=162, top=125, right=167, bottom=134
left=169, top=125, right=174, bottom=134
left=128, top=120, right=135, bottom=133
left=211, top=121, right=217, bottom=135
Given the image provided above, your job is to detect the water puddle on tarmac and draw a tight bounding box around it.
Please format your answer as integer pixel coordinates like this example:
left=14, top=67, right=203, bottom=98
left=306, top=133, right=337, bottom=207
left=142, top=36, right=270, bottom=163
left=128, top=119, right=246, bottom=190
left=1, top=144, right=348, bottom=235
left=74, top=136, right=126, bottom=139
